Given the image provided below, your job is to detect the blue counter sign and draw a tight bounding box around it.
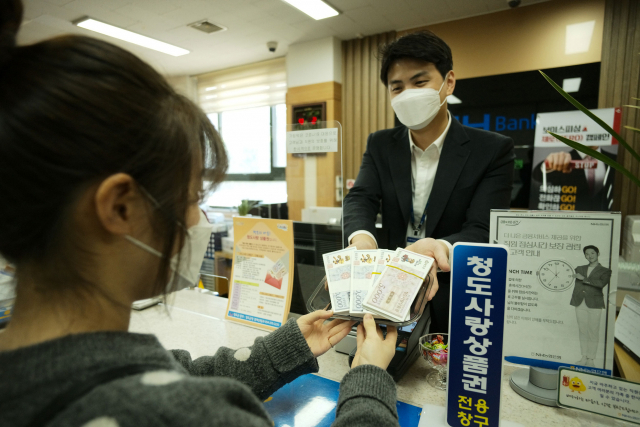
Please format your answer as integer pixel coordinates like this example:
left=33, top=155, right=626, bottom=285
left=447, top=243, right=508, bottom=427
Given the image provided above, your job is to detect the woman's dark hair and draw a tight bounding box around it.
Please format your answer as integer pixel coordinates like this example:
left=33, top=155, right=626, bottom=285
left=0, top=0, right=228, bottom=294
left=583, top=245, right=600, bottom=255
left=379, top=31, right=453, bottom=86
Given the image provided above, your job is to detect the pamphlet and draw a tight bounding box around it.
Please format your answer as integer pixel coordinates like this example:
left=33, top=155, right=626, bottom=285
left=490, top=210, right=620, bottom=375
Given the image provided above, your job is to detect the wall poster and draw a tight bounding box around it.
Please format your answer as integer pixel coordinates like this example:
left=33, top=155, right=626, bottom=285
left=490, top=210, right=620, bottom=375
left=529, top=108, right=621, bottom=212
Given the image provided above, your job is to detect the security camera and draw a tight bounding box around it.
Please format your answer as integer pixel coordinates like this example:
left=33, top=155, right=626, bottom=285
left=267, top=41, right=278, bottom=53
left=507, top=0, right=521, bottom=7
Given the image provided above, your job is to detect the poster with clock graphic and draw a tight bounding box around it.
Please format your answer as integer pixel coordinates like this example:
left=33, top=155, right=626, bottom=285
left=490, top=210, right=621, bottom=375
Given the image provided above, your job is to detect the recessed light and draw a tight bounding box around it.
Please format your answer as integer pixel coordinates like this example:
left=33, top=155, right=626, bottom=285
left=281, top=0, right=339, bottom=20
left=74, top=17, right=189, bottom=57
left=562, top=77, right=582, bottom=93
left=447, top=94, right=462, bottom=104
left=565, top=21, right=595, bottom=55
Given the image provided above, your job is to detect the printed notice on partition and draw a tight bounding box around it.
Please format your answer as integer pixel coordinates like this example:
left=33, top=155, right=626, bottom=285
left=286, top=128, right=338, bottom=154
left=225, top=217, right=295, bottom=331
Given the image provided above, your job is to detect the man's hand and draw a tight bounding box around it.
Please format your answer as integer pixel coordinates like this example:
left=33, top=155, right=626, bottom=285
left=405, top=238, right=450, bottom=301
left=350, top=233, right=377, bottom=250
left=297, top=310, right=356, bottom=357
left=351, top=314, right=398, bottom=370
left=544, top=152, right=573, bottom=173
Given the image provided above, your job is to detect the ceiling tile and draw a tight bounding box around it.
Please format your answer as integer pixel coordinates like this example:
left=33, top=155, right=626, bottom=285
left=131, top=0, right=180, bottom=15
left=325, top=0, right=371, bottom=12
left=63, top=0, right=138, bottom=27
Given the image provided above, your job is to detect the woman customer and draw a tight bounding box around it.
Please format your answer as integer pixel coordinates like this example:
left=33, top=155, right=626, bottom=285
left=0, top=1, right=400, bottom=425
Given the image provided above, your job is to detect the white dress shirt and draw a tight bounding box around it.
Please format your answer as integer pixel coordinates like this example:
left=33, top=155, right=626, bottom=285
left=349, top=112, right=453, bottom=258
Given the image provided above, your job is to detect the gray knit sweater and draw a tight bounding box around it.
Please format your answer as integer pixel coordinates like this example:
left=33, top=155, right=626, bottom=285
left=0, top=319, right=399, bottom=426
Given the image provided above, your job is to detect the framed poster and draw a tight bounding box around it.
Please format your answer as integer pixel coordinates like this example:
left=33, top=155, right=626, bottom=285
left=225, top=217, right=295, bottom=331
left=490, top=210, right=621, bottom=375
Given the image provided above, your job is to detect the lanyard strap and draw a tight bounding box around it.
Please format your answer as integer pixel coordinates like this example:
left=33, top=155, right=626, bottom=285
left=410, top=200, right=429, bottom=236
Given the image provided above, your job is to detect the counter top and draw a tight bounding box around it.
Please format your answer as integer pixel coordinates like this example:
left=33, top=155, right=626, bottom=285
left=129, top=289, right=630, bottom=426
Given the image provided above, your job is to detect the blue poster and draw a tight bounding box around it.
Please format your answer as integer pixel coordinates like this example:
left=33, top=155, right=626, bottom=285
left=263, top=373, right=422, bottom=426
left=447, top=243, right=508, bottom=427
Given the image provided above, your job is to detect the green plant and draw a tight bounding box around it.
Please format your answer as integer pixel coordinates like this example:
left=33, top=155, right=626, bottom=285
left=237, top=199, right=259, bottom=216
left=539, top=70, right=640, bottom=188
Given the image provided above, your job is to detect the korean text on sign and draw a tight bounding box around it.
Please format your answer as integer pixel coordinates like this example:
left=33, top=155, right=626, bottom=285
left=447, top=244, right=508, bottom=427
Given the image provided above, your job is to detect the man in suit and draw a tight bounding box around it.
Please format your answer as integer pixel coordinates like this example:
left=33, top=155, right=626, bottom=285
left=343, top=32, right=514, bottom=333
left=569, top=245, right=612, bottom=367
left=532, top=148, right=617, bottom=211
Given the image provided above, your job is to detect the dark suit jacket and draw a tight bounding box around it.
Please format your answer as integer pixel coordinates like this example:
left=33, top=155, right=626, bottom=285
left=343, top=117, right=515, bottom=250
left=532, top=149, right=616, bottom=211
left=570, top=263, right=611, bottom=309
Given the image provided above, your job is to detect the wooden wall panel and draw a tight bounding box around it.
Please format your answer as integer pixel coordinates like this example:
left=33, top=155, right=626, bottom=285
left=599, top=0, right=640, bottom=223
left=342, top=31, right=397, bottom=189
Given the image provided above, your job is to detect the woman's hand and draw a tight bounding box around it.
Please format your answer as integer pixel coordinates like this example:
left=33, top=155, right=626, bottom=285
left=351, top=314, right=398, bottom=370
left=574, top=273, right=585, bottom=280
left=297, top=310, right=356, bottom=358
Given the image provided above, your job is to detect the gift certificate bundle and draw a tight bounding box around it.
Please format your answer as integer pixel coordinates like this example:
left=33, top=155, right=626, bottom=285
left=323, top=247, right=433, bottom=321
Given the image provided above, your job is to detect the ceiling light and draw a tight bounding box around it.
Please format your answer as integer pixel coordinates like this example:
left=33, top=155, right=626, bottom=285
left=565, top=20, right=595, bottom=55
left=281, top=0, right=339, bottom=20
left=206, top=95, right=218, bottom=99
left=74, top=17, right=189, bottom=57
left=276, top=83, right=287, bottom=88
left=447, top=94, right=462, bottom=104
left=562, top=77, right=582, bottom=93
left=205, top=86, right=218, bottom=91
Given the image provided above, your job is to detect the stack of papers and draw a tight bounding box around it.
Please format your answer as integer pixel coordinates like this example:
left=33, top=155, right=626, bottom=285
left=323, top=247, right=434, bottom=322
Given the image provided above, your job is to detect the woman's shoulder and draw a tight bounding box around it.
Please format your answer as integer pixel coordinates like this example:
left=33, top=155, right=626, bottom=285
left=56, top=370, right=272, bottom=427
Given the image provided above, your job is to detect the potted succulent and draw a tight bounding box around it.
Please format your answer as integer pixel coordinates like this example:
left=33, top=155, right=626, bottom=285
left=237, top=199, right=260, bottom=216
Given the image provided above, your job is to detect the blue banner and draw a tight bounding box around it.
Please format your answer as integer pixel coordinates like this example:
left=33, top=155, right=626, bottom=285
left=447, top=243, right=508, bottom=427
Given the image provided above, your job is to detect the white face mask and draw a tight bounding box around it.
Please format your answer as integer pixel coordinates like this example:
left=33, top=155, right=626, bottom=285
left=125, top=209, right=213, bottom=293
left=390, top=72, right=449, bottom=130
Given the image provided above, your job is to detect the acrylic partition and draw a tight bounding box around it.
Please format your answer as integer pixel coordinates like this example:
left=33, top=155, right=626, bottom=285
left=199, top=118, right=344, bottom=313
left=285, top=120, right=344, bottom=314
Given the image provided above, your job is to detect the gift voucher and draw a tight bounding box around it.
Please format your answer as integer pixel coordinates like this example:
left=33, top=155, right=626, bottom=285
left=490, top=210, right=621, bottom=375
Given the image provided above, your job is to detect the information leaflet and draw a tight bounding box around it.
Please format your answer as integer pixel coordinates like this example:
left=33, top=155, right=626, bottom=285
left=490, top=210, right=620, bottom=375
left=447, top=243, right=508, bottom=427
left=225, top=217, right=295, bottom=331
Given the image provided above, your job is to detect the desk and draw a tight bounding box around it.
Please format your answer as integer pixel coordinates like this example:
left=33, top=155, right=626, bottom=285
left=129, top=289, right=628, bottom=427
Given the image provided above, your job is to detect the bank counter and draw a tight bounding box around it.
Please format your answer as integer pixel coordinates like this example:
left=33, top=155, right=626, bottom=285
left=129, top=289, right=628, bottom=427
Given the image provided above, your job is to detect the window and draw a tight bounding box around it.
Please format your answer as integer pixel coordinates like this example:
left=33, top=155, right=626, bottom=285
left=198, top=57, right=287, bottom=182
left=208, top=104, right=286, bottom=180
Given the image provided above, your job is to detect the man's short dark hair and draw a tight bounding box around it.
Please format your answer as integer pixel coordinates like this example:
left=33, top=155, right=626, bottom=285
left=583, top=245, right=600, bottom=255
left=379, top=31, right=453, bottom=86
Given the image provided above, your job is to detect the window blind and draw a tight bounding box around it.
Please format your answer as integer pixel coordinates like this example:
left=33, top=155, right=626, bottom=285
left=196, top=57, right=286, bottom=113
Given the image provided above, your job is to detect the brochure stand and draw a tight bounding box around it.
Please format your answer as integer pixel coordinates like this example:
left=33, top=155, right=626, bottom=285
left=510, top=367, right=559, bottom=407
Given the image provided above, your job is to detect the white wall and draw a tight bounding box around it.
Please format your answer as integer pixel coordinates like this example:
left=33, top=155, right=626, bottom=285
left=286, top=36, right=342, bottom=88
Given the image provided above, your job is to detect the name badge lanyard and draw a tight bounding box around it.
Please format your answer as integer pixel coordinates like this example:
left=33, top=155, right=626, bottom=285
left=410, top=200, right=429, bottom=237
